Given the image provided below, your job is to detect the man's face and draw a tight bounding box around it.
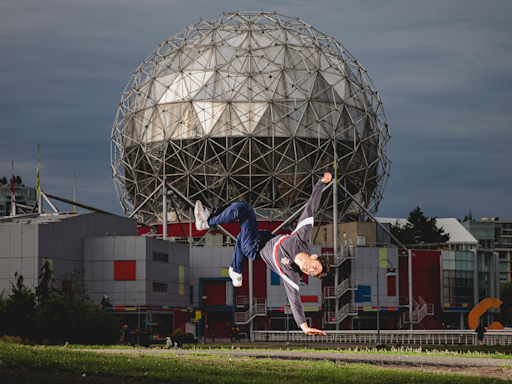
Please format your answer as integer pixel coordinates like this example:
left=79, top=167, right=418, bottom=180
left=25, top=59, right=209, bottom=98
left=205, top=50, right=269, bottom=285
left=300, top=255, right=323, bottom=277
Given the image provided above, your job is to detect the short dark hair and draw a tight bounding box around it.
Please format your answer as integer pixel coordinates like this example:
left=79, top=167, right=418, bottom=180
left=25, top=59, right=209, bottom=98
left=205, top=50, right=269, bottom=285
left=315, top=255, right=330, bottom=280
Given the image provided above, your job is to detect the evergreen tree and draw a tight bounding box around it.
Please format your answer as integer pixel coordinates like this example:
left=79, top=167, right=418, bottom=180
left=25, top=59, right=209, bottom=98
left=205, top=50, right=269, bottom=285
left=36, top=260, right=53, bottom=305
left=391, top=206, right=450, bottom=246
left=463, top=210, right=474, bottom=222
left=15, top=175, right=22, bottom=185
left=1, top=176, right=7, bottom=184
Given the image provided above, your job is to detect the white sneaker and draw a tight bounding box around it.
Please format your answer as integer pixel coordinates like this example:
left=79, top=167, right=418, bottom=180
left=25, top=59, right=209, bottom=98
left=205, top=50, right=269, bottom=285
left=194, top=200, right=211, bottom=231
left=229, top=267, right=243, bottom=288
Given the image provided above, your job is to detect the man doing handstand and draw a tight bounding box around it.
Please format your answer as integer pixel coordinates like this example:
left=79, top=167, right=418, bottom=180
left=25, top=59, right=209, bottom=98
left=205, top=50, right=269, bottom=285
left=194, top=173, right=332, bottom=336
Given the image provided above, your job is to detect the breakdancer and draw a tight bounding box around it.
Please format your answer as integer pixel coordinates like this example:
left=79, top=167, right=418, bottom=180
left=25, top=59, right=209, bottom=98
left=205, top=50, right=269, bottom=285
left=194, top=173, right=332, bottom=336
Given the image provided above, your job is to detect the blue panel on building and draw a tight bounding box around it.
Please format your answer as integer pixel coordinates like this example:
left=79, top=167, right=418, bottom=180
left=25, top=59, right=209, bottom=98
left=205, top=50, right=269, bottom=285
left=270, top=270, right=280, bottom=285
left=355, top=285, right=371, bottom=302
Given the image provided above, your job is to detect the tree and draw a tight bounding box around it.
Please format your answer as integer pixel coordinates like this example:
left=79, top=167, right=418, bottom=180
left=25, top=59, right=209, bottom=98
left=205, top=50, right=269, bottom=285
left=15, top=175, right=22, bottom=185
left=36, top=260, right=53, bottom=305
left=1, top=176, right=7, bottom=184
left=463, top=210, right=474, bottom=222
left=391, top=206, right=450, bottom=246
left=49, top=269, right=92, bottom=307
left=0, top=268, right=122, bottom=345
left=0, top=272, right=37, bottom=341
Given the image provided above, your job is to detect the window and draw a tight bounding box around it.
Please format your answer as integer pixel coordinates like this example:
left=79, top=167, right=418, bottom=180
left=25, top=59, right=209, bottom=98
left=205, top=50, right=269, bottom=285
left=153, top=252, right=168, bottom=263
left=442, top=251, right=474, bottom=304
left=153, top=282, right=168, bottom=292
left=114, top=261, right=136, bottom=280
left=500, top=273, right=508, bottom=280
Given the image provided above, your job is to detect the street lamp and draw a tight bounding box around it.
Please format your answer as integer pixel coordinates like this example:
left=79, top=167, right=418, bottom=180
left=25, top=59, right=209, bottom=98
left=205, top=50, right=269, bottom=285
left=376, top=258, right=397, bottom=347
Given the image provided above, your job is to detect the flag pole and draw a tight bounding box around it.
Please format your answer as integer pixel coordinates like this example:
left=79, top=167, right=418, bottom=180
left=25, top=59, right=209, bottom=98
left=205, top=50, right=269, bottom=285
left=11, top=161, right=16, bottom=216
left=37, top=145, right=42, bottom=213
left=74, top=173, right=76, bottom=212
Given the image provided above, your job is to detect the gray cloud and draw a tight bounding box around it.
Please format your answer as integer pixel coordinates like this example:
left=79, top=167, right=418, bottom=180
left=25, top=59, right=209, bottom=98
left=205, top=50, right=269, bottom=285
left=1, top=0, right=511, bottom=220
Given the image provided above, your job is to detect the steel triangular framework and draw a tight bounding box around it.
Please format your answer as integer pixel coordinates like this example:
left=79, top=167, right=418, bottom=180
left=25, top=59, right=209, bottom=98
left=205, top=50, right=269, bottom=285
left=111, top=11, right=390, bottom=225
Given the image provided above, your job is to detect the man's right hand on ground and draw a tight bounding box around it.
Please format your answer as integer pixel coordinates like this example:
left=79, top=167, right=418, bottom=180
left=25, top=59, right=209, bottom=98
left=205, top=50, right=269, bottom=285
left=300, top=323, right=327, bottom=336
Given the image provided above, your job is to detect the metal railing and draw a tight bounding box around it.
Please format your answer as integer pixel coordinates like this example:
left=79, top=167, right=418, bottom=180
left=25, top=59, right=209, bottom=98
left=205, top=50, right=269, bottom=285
left=323, top=245, right=357, bottom=267
left=253, top=330, right=512, bottom=346
left=324, top=303, right=358, bottom=324
left=323, top=278, right=358, bottom=299
left=399, top=296, right=434, bottom=329
left=235, top=298, right=266, bottom=324
left=236, top=295, right=249, bottom=307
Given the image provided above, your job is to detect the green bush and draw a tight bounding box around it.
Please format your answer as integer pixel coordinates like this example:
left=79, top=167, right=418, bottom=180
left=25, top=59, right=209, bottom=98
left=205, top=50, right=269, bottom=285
left=0, top=270, right=122, bottom=345
left=169, top=328, right=195, bottom=343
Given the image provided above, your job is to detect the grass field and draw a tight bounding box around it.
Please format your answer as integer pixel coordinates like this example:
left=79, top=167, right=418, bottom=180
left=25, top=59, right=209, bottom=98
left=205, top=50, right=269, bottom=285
left=1, top=342, right=511, bottom=383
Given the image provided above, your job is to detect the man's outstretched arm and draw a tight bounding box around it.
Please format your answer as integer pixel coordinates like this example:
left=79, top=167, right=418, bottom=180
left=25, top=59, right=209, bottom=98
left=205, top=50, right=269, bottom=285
left=295, top=172, right=332, bottom=226
left=283, top=279, right=327, bottom=336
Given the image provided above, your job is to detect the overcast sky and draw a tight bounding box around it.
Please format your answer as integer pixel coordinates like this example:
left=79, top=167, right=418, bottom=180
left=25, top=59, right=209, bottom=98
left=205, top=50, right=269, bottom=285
left=1, top=0, right=511, bottom=221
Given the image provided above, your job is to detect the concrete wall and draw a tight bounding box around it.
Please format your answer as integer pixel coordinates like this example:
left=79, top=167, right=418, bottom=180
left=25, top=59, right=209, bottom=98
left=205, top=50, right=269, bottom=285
left=352, top=247, right=399, bottom=308
left=0, top=212, right=137, bottom=293
left=189, top=247, right=234, bottom=307
left=0, top=222, right=39, bottom=289
left=340, top=222, right=378, bottom=247
left=312, top=222, right=378, bottom=246
left=84, top=236, right=189, bottom=308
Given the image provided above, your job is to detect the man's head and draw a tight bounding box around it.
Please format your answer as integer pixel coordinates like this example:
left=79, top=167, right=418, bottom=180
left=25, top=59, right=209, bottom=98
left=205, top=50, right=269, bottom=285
left=297, top=253, right=330, bottom=279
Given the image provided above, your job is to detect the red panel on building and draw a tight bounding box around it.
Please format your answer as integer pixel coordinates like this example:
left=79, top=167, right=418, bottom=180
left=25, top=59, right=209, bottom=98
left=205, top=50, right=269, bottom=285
left=253, top=259, right=267, bottom=298
left=173, top=310, right=192, bottom=334
left=114, top=261, right=136, bottom=280
left=150, top=221, right=291, bottom=239
left=300, top=296, right=317, bottom=303
left=398, top=250, right=443, bottom=328
left=202, top=281, right=227, bottom=306
left=208, top=311, right=233, bottom=338
left=387, top=268, right=396, bottom=296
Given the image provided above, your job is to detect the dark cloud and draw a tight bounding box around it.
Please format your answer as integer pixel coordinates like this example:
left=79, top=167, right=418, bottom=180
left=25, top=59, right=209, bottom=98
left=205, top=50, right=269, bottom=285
left=1, top=0, right=511, bottom=220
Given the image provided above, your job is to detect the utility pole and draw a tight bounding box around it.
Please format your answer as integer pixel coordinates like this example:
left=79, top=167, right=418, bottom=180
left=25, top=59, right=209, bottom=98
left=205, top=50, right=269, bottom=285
left=37, top=145, right=42, bottom=213
left=162, top=148, right=167, bottom=241
left=333, top=145, right=339, bottom=330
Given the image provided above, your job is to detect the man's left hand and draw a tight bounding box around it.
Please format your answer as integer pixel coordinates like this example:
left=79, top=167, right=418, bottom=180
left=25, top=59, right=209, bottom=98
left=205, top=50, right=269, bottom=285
left=321, top=172, right=332, bottom=184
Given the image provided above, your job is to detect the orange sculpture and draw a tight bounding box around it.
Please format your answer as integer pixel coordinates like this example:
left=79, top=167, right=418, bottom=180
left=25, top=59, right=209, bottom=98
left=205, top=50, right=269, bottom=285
left=467, top=297, right=504, bottom=330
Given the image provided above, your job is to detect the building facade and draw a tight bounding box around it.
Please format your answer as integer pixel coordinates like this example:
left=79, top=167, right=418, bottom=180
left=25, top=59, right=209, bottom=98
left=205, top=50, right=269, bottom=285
left=0, top=211, right=502, bottom=341
left=463, top=217, right=512, bottom=283
left=0, top=184, right=36, bottom=216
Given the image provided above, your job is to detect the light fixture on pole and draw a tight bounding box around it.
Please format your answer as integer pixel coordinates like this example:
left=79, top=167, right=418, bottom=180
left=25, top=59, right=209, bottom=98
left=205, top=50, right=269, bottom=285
left=376, top=259, right=397, bottom=347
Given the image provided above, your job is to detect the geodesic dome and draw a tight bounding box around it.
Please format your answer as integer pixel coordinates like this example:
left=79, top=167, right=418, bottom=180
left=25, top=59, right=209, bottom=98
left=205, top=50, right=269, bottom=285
left=111, top=11, right=390, bottom=225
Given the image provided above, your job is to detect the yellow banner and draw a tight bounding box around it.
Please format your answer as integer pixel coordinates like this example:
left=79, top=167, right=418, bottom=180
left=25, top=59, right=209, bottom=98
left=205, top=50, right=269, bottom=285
left=379, top=248, right=387, bottom=267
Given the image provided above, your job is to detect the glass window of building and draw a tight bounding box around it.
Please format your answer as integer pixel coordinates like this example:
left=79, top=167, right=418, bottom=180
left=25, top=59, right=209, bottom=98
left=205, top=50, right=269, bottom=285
left=442, top=250, right=474, bottom=305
